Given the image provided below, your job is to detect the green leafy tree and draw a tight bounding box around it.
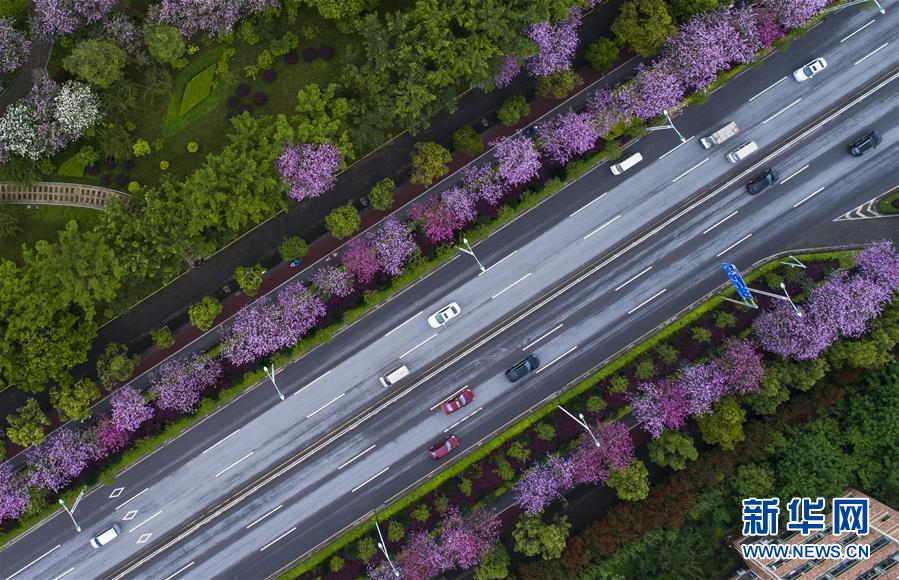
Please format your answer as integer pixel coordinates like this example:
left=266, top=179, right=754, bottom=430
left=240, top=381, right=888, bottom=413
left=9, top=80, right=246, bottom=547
left=151, top=326, right=175, bottom=349
left=0, top=206, right=21, bottom=241
left=278, top=236, right=308, bottom=263
left=355, top=535, right=377, bottom=561
left=325, top=204, right=361, bottom=239
left=189, top=296, right=222, bottom=331
left=733, top=463, right=775, bottom=499
left=648, top=430, right=698, bottom=470
left=409, top=141, right=451, bottom=186
left=609, top=374, right=629, bottom=393
left=5, top=398, right=49, bottom=447
left=773, top=417, right=855, bottom=501
left=611, top=0, right=676, bottom=57
left=697, top=396, right=746, bottom=451
left=474, top=544, right=511, bottom=580
left=75, top=145, right=100, bottom=167
left=235, top=264, right=266, bottom=296
left=142, top=66, right=174, bottom=106
left=453, top=125, right=484, bottom=156
left=367, top=177, right=395, bottom=211
left=301, top=0, right=367, bottom=23
left=654, top=343, right=679, bottom=365
left=607, top=459, right=650, bottom=501
left=50, top=378, right=99, bottom=422
left=328, top=556, right=344, bottom=573
left=96, top=342, right=139, bottom=389
left=293, top=83, right=355, bottom=161
left=63, top=38, right=125, bottom=89
left=387, top=520, right=404, bottom=543
left=826, top=329, right=896, bottom=370
left=669, top=0, right=719, bottom=21
left=97, top=124, right=133, bottom=162
left=143, top=24, right=186, bottom=66
left=585, top=37, right=619, bottom=72
left=635, top=358, right=656, bottom=380
left=497, top=96, right=530, bottom=126
left=535, top=70, right=582, bottom=99
left=513, top=514, right=571, bottom=560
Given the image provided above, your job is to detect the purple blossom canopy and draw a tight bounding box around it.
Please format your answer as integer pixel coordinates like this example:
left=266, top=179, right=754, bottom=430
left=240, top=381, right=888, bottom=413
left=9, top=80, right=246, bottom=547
left=110, top=385, right=154, bottom=432
left=310, top=265, right=354, bottom=298
left=277, top=143, right=341, bottom=202
left=760, top=0, right=828, bottom=29
left=807, top=270, right=890, bottom=339
left=494, top=55, right=521, bottom=89
left=396, top=531, right=449, bottom=579
left=753, top=300, right=830, bottom=360
left=587, top=87, right=629, bottom=136
left=150, top=353, right=222, bottom=413
left=720, top=338, right=765, bottom=395
left=94, top=418, right=131, bottom=456
left=627, top=63, right=685, bottom=120
left=493, top=134, right=541, bottom=187
left=438, top=507, right=501, bottom=569
left=441, top=186, right=478, bottom=225
left=514, top=455, right=575, bottom=515
left=525, top=9, right=581, bottom=77
left=856, top=240, right=899, bottom=294
left=155, top=0, right=279, bottom=38
left=460, top=163, right=507, bottom=206
left=630, top=378, right=691, bottom=438
left=372, top=217, right=418, bottom=277
left=222, top=299, right=284, bottom=365
left=678, top=361, right=729, bottom=417
left=0, top=463, right=29, bottom=523
left=537, top=111, right=599, bottom=164
left=409, top=198, right=460, bottom=245
left=25, top=428, right=94, bottom=492
left=277, top=281, right=327, bottom=345
left=0, top=18, right=30, bottom=75
left=341, top=237, right=379, bottom=285
left=569, top=420, right=636, bottom=485
left=33, top=0, right=120, bottom=37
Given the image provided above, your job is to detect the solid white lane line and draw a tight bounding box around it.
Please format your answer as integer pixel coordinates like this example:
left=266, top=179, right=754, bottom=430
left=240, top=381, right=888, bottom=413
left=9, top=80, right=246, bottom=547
left=793, top=186, right=826, bottom=208
left=491, top=273, right=532, bottom=300
left=444, top=407, right=484, bottom=433
left=780, top=164, right=810, bottom=184
left=715, top=233, right=753, bottom=258
left=162, top=561, right=196, bottom=580
left=115, top=488, right=149, bottom=511
left=627, top=288, right=668, bottom=315
left=6, top=545, right=61, bottom=580
left=841, top=19, right=875, bottom=43
left=854, top=42, right=889, bottom=66
left=748, top=76, right=787, bottom=102
left=215, top=452, right=254, bottom=478
left=479, top=250, right=518, bottom=276
left=129, top=510, right=162, bottom=533
left=430, top=385, right=470, bottom=411
left=569, top=192, right=608, bottom=217
left=614, top=266, right=653, bottom=291
left=351, top=467, right=390, bottom=493
left=762, top=98, right=802, bottom=124
left=246, top=505, right=283, bottom=529
left=338, top=445, right=377, bottom=470
left=384, top=311, right=423, bottom=338
left=583, top=214, right=622, bottom=240
left=535, top=346, right=578, bottom=374
left=672, top=158, right=709, bottom=183
left=659, top=136, right=695, bottom=160
left=306, top=393, right=346, bottom=419
left=522, top=323, right=564, bottom=351
left=400, top=333, right=438, bottom=359
left=702, top=211, right=739, bottom=235
left=50, top=568, right=75, bottom=580
left=260, top=527, right=297, bottom=551
left=202, top=429, right=241, bottom=455
left=295, top=370, right=332, bottom=397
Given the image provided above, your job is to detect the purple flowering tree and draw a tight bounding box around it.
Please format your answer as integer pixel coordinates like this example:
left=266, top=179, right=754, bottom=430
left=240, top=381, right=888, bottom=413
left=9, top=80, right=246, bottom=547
left=439, top=507, right=502, bottom=569
left=310, top=265, right=354, bottom=298
left=33, top=0, right=119, bottom=37
left=494, top=55, right=521, bottom=88
left=493, top=134, right=541, bottom=187
left=760, top=0, right=828, bottom=29
left=754, top=5, right=785, bottom=47
left=807, top=270, right=890, bottom=339
left=277, top=281, right=327, bottom=345
left=537, top=111, right=599, bottom=164
left=0, top=19, right=30, bottom=75
left=678, top=361, right=729, bottom=417
left=25, top=428, right=94, bottom=492
left=441, top=186, right=478, bottom=225
left=856, top=240, right=899, bottom=294
left=627, top=63, right=685, bottom=120
left=525, top=10, right=581, bottom=77
left=409, top=198, right=460, bottom=245
left=110, top=386, right=154, bottom=432
left=396, top=531, right=449, bottom=579
left=0, top=463, right=29, bottom=523
left=514, top=455, right=575, bottom=515
left=151, top=353, right=222, bottom=413
left=93, top=418, right=131, bottom=455
left=372, top=217, right=418, bottom=277
left=569, top=420, right=636, bottom=485
left=753, top=300, right=830, bottom=360
left=341, top=237, right=380, bottom=285
left=277, top=143, right=341, bottom=202
left=720, top=338, right=765, bottom=395
left=460, top=163, right=507, bottom=206
left=155, top=0, right=279, bottom=38
left=222, top=299, right=284, bottom=365
left=587, top=87, right=629, bottom=136
left=630, top=378, right=691, bottom=438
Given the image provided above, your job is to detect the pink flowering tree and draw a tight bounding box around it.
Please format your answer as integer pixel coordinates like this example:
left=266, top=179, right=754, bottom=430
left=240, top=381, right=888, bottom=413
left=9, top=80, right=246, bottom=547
left=372, top=217, right=418, bottom=277
left=342, top=237, right=380, bottom=284
left=514, top=455, right=575, bottom=515
left=277, top=143, right=341, bottom=202
left=630, top=378, right=691, bottom=438
left=409, top=198, right=460, bottom=245
left=537, top=111, right=599, bottom=164
left=494, top=55, right=521, bottom=88
left=493, top=134, right=541, bottom=187
left=460, top=163, right=507, bottom=206
left=150, top=353, right=222, bottom=413
left=0, top=464, right=29, bottom=523
left=525, top=9, right=581, bottom=77
left=569, top=420, right=636, bottom=485
left=856, top=240, right=899, bottom=294
left=93, top=418, right=131, bottom=455
left=222, top=300, right=284, bottom=365
left=156, top=0, right=279, bottom=38
left=760, top=0, right=828, bottom=29
left=439, top=507, right=502, bottom=569
left=25, top=428, right=94, bottom=492
left=33, top=0, right=119, bottom=37
left=397, top=531, right=449, bottom=579
left=720, top=338, right=765, bottom=395
left=109, top=385, right=154, bottom=432
left=441, top=186, right=478, bottom=225
left=310, top=265, right=354, bottom=298
left=277, top=281, right=327, bottom=345
left=0, top=19, right=30, bottom=75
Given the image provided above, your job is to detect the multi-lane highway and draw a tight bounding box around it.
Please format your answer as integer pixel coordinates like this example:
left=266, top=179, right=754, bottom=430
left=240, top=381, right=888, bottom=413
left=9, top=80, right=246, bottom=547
left=1, top=5, right=896, bottom=579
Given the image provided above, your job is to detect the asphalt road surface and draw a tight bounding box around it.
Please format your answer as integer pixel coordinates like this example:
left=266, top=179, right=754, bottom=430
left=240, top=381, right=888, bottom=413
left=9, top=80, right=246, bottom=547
left=1, top=5, right=896, bottom=580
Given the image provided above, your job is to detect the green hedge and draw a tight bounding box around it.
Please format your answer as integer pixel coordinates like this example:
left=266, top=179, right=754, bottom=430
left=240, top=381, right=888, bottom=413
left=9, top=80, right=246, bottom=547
left=179, top=64, right=217, bottom=117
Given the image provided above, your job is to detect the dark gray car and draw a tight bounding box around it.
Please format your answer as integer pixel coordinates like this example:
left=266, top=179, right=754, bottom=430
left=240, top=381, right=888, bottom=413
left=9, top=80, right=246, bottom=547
left=505, top=355, right=540, bottom=382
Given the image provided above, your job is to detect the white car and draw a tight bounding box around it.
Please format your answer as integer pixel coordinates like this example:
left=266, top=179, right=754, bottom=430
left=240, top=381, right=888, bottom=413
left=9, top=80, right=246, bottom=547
left=90, top=523, right=121, bottom=548
left=793, top=57, right=827, bottom=82
left=427, top=302, right=461, bottom=328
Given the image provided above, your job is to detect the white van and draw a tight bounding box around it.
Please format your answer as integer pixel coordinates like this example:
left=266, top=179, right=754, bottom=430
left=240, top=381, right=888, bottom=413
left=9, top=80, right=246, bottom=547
left=379, top=365, right=409, bottom=387
left=610, top=152, right=643, bottom=175
left=726, top=141, right=758, bottom=163
left=90, top=523, right=121, bottom=549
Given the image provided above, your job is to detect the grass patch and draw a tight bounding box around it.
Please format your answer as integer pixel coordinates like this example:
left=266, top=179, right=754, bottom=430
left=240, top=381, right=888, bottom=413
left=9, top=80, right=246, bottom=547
left=179, top=64, right=217, bottom=117
left=877, top=188, right=899, bottom=214
left=0, top=205, right=101, bottom=262
left=56, top=155, right=85, bottom=178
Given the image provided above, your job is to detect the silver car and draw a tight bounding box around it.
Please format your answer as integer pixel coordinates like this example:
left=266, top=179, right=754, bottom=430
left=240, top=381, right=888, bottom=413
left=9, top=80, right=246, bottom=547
left=427, top=302, right=461, bottom=328
left=793, top=57, right=827, bottom=82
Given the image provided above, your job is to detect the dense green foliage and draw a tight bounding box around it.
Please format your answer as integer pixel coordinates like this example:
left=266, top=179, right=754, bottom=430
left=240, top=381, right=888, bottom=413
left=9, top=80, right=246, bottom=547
left=497, top=96, right=531, bottom=126
left=144, top=24, right=187, bottom=66
left=611, top=0, right=676, bottom=57
left=409, top=141, right=451, bottom=186
left=96, top=343, right=139, bottom=389
left=5, top=398, right=48, bottom=447
left=189, top=296, right=223, bottom=331
left=367, top=177, right=396, bottom=211
left=235, top=264, right=266, bottom=296
left=278, top=236, right=309, bottom=263
left=63, top=39, right=126, bottom=89
left=50, top=379, right=99, bottom=422
left=585, top=37, right=620, bottom=72
left=452, top=125, right=484, bottom=156
left=325, top=204, right=361, bottom=239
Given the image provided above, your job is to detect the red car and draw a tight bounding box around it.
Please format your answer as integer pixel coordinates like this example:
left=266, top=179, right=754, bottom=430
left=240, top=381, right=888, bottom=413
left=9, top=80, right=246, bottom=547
left=440, top=388, right=474, bottom=415
left=428, top=435, right=459, bottom=460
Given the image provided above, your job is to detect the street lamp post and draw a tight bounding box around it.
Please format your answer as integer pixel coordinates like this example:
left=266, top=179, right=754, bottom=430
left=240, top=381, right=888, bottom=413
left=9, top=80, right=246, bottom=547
left=779, top=283, right=802, bottom=317
left=375, top=521, right=400, bottom=577
left=263, top=364, right=285, bottom=400
left=456, top=237, right=486, bottom=273
left=59, top=488, right=85, bottom=533
left=558, top=405, right=601, bottom=447
left=823, top=0, right=884, bottom=14
left=646, top=109, right=686, bottom=142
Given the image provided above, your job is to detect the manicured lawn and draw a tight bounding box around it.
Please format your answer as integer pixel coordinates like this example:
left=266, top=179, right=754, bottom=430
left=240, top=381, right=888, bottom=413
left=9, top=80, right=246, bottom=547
left=0, top=204, right=101, bottom=262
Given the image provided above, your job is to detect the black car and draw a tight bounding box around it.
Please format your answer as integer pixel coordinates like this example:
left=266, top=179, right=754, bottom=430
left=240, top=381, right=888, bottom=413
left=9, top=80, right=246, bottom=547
left=505, top=355, right=539, bottom=382
left=746, top=168, right=779, bottom=195
left=849, top=130, right=881, bottom=157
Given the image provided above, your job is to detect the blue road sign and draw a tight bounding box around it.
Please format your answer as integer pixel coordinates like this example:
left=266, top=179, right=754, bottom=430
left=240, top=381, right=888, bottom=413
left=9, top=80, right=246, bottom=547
left=722, top=263, right=752, bottom=300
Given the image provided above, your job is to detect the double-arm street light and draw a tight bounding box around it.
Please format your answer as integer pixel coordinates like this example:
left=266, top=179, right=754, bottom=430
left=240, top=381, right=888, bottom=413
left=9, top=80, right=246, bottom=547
left=457, top=237, right=486, bottom=273
left=646, top=109, right=687, bottom=143
left=262, top=364, right=285, bottom=401
left=375, top=520, right=400, bottom=577
left=59, top=488, right=85, bottom=533
left=558, top=405, right=601, bottom=447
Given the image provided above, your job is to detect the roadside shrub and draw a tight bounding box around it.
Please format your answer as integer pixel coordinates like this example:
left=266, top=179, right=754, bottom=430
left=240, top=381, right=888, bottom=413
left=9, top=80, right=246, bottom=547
left=278, top=236, right=308, bottom=263
left=507, top=439, right=530, bottom=462
left=325, top=204, right=361, bottom=239
left=235, top=264, right=265, bottom=296
left=453, top=125, right=484, bottom=156
left=586, top=395, right=607, bottom=413
left=535, top=422, right=556, bottom=441
left=151, top=327, right=175, bottom=349
left=654, top=343, right=679, bottom=365
left=635, top=358, right=656, bottom=380
left=536, top=70, right=582, bottom=99
left=367, top=177, right=395, bottom=211
left=609, top=374, right=629, bottom=393
left=411, top=503, right=429, bottom=522
left=691, top=326, right=712, bottom=343
left=328, top=556, right=344, bottom=573
left=409, top=141, right=451, bottom=186
left=586, top=37, right=619, bottom=72
left=497, top=96, right=530, bottom=126
left=715, top=311, right=737, bottom=329
left=189, top=296, right=223, bottom=331
left=387, top=520, right=404, bottom=543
